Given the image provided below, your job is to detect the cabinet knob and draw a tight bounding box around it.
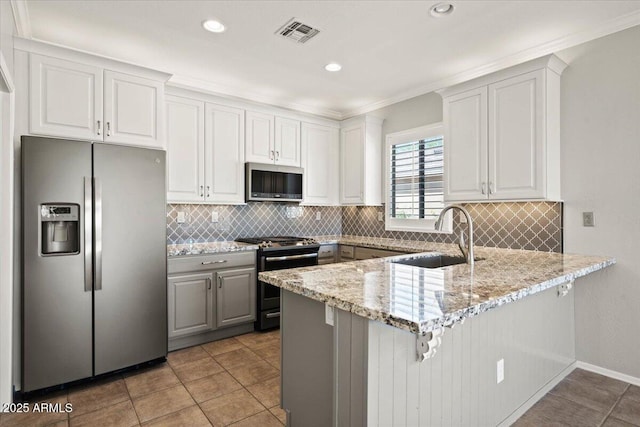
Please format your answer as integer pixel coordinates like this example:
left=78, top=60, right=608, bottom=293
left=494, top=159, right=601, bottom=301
left=218, top=277, right=223, bottom=288
left=488, top=182, right=494, bottom=195
left=481, top=182, right=486, bottom=195
left=206, top=186, right=211, bottom=198
left=200, top=185, right=204, bottom=197
left=270, top=150, right=274, bottom=160
left=275, top=151, right=280, bottom=161
left=97, top=120, right=101, bottom=136
left=106, top=122, right=111, bottom=137
left=207, top=278, right=211, bottom=290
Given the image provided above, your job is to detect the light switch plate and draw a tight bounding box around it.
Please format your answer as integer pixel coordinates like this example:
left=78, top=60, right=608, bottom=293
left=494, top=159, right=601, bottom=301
left=377, top=212, right=384, bottom=222
left=497, top=359, right=504, bottom=384
left=176, top=211, right=186, bottom=224
left=583, top=212, right=595, bottom=227
left=459, top=212, right=467, bottom=223
left=316, top=212, right=322, bottom=221
left=211, top=211, right=219, bottom=223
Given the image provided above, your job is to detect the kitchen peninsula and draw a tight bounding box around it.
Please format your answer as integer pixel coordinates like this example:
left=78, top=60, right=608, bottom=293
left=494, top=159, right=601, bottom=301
left=259, top=237, right=614, bottom=427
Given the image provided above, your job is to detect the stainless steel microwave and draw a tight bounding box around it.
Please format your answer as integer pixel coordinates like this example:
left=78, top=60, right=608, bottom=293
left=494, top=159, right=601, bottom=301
left=245, top=162, right=303, bottom=202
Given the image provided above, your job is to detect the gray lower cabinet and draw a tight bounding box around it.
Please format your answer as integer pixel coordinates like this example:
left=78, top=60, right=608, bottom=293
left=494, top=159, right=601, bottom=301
left=167, top=251, right=257, bottom=351
left=168, top=272, right=215, bottom=338
left=318, top=244, right=337, bottom=265
left=216, top=268, right=256, bottom=328
left=354, top=246, right=405, bottom=260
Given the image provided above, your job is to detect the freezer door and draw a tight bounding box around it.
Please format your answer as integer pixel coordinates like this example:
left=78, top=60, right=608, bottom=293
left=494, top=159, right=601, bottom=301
left=93, top=143, right=167, bottom=374
left=22, top=136, right=93, bottom=392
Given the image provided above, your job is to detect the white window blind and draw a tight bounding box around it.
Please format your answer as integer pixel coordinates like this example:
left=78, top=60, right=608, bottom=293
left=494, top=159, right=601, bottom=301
left=390, top=135, right=444, bottom=220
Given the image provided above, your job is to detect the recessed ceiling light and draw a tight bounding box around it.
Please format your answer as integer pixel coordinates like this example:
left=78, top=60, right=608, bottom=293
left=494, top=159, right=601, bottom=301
left=430, top=3, right=454, bottom=17
left=202, top=19, right=226, bottom=33
left=325, top=63, right=342, bottom=72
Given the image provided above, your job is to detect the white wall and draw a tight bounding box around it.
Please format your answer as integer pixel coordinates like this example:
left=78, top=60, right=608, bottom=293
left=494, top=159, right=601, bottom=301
left=370, top=92, right=443, bottom=136
left=0, top=0, right=16, bottom=404
left=558, top=25, right=640, bottom=378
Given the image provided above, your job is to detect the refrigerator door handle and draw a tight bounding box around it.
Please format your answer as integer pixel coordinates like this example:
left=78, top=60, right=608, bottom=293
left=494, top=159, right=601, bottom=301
left=84, top=177, right=93, bottom=292
left=94, top=177, right=103, bottom=291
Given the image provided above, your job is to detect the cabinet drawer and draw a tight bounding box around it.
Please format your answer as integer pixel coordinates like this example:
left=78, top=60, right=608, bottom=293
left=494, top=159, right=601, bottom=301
left=339, top=245, right=355, bottom=260
left=318, top=244, right=336, bottom=259
left=169, top=251, right=256, bottom=274
left=355, top=246, right=404, bottom=260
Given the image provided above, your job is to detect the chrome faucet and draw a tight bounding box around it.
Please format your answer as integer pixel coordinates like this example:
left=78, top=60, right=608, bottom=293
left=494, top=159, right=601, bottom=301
left=435, top=204, right=474, bottom=266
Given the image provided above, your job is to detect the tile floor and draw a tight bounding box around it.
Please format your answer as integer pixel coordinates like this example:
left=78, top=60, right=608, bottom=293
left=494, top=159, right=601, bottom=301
left=515, top=368, right=640, bottom=427
left=0, top=330, right=284, bottom=427
left=3, top=332, right=639, bottom=427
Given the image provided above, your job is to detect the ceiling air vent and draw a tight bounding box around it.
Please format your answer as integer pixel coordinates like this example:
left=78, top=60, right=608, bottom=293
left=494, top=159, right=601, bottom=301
left=276, top=18, right=320, bottom=44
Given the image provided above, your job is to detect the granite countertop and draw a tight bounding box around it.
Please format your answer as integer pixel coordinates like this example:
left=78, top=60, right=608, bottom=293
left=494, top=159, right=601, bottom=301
left=259, top=238, right=615, bottom=335
left=167, top=241, right=258, bottom=257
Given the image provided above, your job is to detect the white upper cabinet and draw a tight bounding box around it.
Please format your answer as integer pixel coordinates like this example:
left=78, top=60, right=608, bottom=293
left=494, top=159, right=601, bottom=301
left=29, top=53, right=166, bottom=149
left=339, top=115, right=383, bottom=206
left=165, top=94, right=245, bottom=204
left=245, top=110, right=301, bottom=166
left=165, top=95, right=205, bottom=202
left=301, top=122, right=339, bottom=206
left=439, top=54, right=566, bottom=202
left=205, top=103, right=245, bottom=204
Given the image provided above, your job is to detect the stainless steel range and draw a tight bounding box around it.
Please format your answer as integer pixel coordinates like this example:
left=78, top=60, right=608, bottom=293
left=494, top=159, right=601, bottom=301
left=235, top=236, right=320, bottom=330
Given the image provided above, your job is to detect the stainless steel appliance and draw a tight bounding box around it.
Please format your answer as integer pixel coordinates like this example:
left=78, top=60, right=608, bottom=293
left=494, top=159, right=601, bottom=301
left=245, top=162, right=303, bottom=202
left=235, top=236, right=319, bottom=330
left=22, top=136, right=167, bottom=392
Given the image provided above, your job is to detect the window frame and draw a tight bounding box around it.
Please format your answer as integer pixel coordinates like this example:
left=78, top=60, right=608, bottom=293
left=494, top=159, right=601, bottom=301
left=384, top=123, right=452, bottom=233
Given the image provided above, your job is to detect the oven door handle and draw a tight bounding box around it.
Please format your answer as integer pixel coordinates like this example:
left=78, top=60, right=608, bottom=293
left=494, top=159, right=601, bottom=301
left=264, top=253, right=319, bottom=262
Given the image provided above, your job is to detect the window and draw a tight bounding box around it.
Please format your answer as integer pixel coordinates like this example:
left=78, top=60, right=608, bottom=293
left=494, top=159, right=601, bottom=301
left=385, top=123, right=450, bottom=232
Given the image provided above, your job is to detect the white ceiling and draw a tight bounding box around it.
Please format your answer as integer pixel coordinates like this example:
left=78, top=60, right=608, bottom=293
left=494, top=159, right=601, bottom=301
left=18, top=1, right=640, bottom=119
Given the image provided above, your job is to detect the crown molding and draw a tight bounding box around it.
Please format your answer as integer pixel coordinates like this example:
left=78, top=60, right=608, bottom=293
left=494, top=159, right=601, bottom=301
left=168, top=75, right=344, bottom=121
left=10, top=0, right=31, bottom=39
left=342, top=9, right=640, bottom=119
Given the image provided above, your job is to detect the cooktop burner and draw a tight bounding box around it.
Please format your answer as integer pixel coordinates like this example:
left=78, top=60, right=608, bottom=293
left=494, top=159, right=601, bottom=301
left=235, top=236, right=318, bottom=249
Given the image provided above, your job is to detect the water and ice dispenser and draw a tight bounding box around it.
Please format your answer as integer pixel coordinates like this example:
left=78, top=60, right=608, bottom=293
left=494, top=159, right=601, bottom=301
left=40, top=204, right=80, bottom=255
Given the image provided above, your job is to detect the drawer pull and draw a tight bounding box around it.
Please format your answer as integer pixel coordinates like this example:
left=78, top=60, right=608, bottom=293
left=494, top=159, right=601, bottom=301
left=201, top=260, right=227, bottom=265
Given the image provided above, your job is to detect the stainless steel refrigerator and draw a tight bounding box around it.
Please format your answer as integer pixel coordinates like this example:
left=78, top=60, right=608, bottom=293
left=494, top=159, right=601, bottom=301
left=22, top=136, right=167, bottom=392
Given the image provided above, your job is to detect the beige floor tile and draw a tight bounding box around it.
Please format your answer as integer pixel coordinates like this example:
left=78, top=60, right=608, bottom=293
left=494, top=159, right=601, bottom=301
left=269, top=406, right=286, bottom=425
left=202, top=338, right=245, bottom=357
left=172, top=357, right=224, bottom=383
left=200, top=389, right=264, bottom=426
left=514, top=394, right=607, bottom=427
left=246, top=376, right=281, bottom=409
left=69, top=400, right=138, bottom=427
left=0, top=394, right=69, bottom=427
left=141, top=405, right=211, bottom=427
left=226, top=360, right=280, bottom=387
left=124, top=364, right=180, bottom=398
left=229, top=411, right=282, bottom=427
left=235, top=331, right=280, bottom=349
left=610, top=395, right=640, bottom=426
left=167, top=346, right=210, bottom=368
left=213, top=347, right=262, bottom=370
left=567, top=369, right=629, bottom=395
left=625, top=385, right=640, bottom=403
left=67, top=378, right=129, bottom=417
left=264, top=356, right=281, bottom=371
left=253, top=342, right=280, bottom=360
left=602, top=417, right=639, bottom=427
left=46, top=421, right=69, bottom=427
left=183, top=371, right=243, bottom=404
left=550, top=376, right=626, bottom=412
left=132, top=384, right=194, bottom=424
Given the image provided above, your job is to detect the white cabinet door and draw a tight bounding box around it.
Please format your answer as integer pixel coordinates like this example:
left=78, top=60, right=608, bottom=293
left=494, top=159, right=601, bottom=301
left=29, top=54, right=103, bottom=140
left=103, top=70, right=164, bottom=148
left=245, top=110, right=274, bottom=163
left=443, top=86, right=488, bottom=201
left=165, top=96, right=205, bottom=202
left=168, top=273, right=215, bottom=338
left=301, top=122, right=338, bottom=205
left=216, top=268, right=256, bottom=328
left=275, top=117, right=301, bottom=166
left=340, top=123, right=365, bottom=204
left=488, top=70, right=545, bottom=200
left=205, top=103, right=245, bottom=204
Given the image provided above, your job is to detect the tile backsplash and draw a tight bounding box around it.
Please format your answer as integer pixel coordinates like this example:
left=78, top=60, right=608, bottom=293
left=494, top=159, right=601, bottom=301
left=342, top=202, right=563, bottom=252
left=167, top=203, right=342, bottom=244
left=167, top=201, right=562, bottom=252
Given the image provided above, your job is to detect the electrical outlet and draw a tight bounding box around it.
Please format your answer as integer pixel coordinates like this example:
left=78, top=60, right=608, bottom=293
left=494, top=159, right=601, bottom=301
left=497, top=359, right=504, bottom=384
left=583, top=212, right=595, bottom=227
left=378, top=212, right=384, bottom=222
left=211, top=211, right=219, bottom=223
left=459, top=211, right=467, bottom=223
left=176, top=211, right=186, bottom=224
left=325, top=304, right=334, bottom=326
left=316, top=212, right=322, bottom=221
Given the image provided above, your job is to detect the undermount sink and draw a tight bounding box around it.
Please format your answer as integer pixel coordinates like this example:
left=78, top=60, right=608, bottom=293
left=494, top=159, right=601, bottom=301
left=391, top=254, right=481, bottom=269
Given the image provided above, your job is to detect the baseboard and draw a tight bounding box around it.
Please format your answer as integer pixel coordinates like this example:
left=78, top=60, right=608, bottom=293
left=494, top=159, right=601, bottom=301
left=575, top=361, right=640, bottom=387
left=498, top=362, right=577, bottom=427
